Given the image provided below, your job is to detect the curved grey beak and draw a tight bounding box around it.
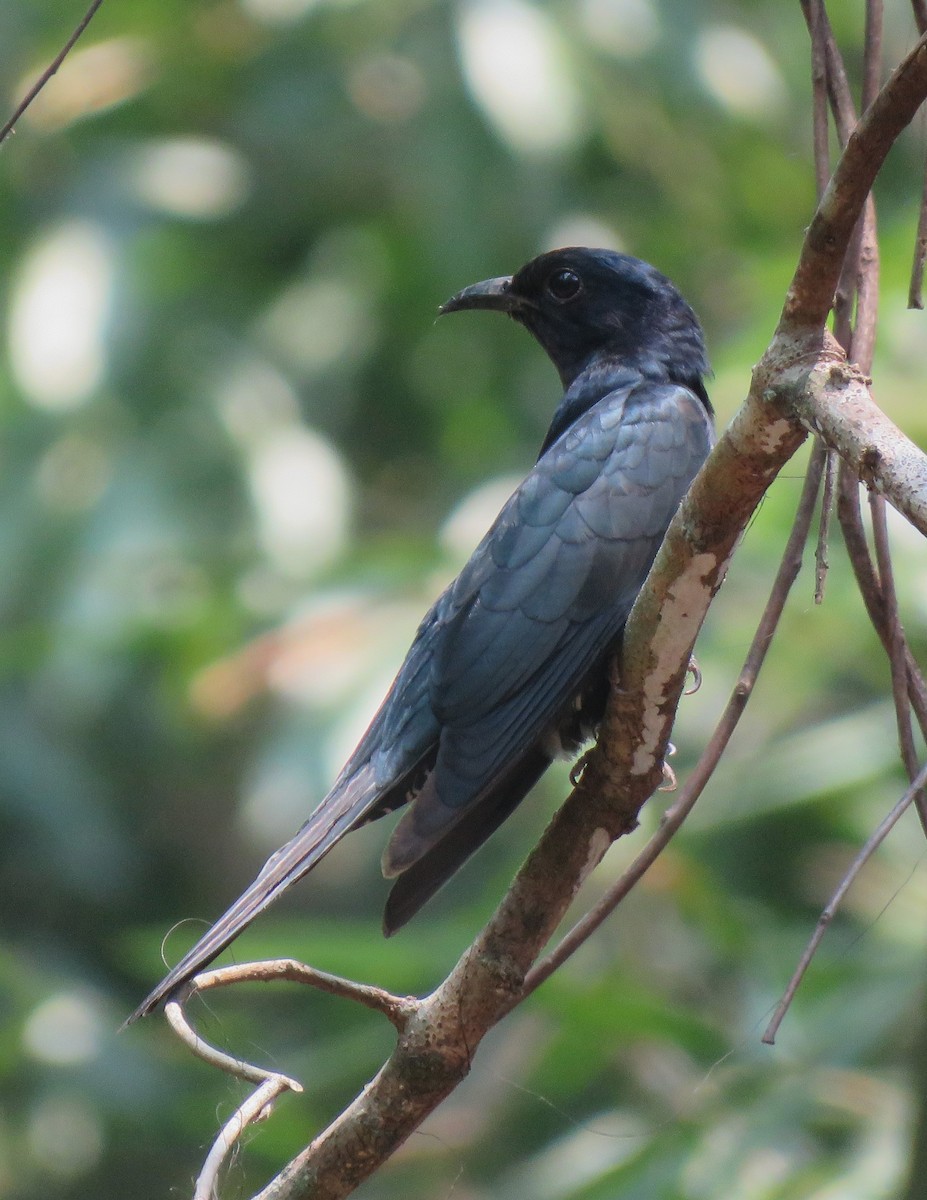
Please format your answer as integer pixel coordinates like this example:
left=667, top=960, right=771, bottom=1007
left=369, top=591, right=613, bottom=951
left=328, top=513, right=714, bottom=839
left=439, top=275, right=516, bottom=315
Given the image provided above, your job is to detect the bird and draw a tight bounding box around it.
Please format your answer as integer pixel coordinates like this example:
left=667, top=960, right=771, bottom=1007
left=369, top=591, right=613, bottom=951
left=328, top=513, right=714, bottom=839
left=129, top=247, right=714, bottom=1022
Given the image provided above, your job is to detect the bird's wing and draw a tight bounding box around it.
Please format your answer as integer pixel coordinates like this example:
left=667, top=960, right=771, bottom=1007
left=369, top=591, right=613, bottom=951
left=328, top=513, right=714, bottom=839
left=383, top=378, right=712, bottom=874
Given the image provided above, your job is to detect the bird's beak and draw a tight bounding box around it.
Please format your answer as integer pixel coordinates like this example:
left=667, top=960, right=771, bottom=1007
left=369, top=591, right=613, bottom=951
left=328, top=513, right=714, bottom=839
left=438, top=275, right=517, bottom=316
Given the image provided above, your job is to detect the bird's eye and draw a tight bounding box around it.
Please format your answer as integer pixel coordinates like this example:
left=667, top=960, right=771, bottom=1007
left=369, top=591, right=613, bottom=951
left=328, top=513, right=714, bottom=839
left=546, top=268, right=582, bottom=302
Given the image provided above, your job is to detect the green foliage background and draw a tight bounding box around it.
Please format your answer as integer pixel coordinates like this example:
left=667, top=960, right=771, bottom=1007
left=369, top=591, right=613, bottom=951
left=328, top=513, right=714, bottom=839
left=2, top=2, right=927, bottom=1197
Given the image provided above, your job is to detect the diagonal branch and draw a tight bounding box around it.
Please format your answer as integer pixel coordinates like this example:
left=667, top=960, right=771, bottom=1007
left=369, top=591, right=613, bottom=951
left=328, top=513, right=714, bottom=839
left=763, top=757, right=927, bottom=1045
left=0, top=0, right=107, bottom=147
left=837, top=465, right=927, bottom=735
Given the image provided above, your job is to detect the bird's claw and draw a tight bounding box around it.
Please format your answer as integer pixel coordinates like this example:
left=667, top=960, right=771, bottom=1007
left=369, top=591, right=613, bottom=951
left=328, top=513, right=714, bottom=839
left=684, top=657, right=702, bottom=696
left=570, top=750, right=593, bottom=786
left=658, top=741, right=677, bottom=791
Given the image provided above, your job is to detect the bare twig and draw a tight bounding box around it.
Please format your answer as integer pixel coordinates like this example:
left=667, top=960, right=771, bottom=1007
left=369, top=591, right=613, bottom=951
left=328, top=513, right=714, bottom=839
left=801, top=1, right=857, bottom=144
left=166, top=990, right=304, bottom=1199
left=805, top=0, right=832, bottom=197
left=837, top=465, right=927, bottom=738
left=166, top=990, right=303, bottom=1090
left=196, top=1077, right=295, bottom=1200
left=910, top=1, right=927, bottom=307
left=523, top=440, right=828, bottom=998
left=763, top=758, right=927, bottom=1044
left=851, top=200, right=881, bottom=369
left=908, top=149, right=927, bottom=308
left=869, top=493, right=926, bottom=793
left=837, top=197, right=919, bottom=739
left=814, top=448, right=838, bottom=602
left=802, top=4, right=842, bottom=607
left=165, top=961, right=416, bottom=1199
left=171, top=958, right=415, bottom=1032
left=911, top=0, right=927, bottom=306
left=0, top=0, right=106, bottom=147
left=826, top=72, right=927, bottom=830
left=863, top=1, right=884, bottom=112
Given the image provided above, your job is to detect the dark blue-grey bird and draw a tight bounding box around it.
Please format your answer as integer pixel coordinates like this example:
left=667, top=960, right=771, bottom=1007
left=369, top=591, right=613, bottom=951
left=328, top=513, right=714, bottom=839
left=129, top=247, right=713, bottom=1021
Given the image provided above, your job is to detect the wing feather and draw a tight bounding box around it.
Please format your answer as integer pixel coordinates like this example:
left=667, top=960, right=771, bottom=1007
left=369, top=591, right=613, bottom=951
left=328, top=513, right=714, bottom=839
left=384, top=378, right=713, bottom=868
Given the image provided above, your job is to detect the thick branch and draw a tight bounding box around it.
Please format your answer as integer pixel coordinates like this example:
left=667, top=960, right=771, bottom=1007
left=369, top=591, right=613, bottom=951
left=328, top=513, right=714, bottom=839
left=788, top=353, right=927, bottom=537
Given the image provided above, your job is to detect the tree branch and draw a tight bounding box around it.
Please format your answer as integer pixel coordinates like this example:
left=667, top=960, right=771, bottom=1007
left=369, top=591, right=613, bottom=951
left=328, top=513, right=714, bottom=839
left=0, top=0, right=107, bottom=147
left=763, top=758, right=927, bottom=1045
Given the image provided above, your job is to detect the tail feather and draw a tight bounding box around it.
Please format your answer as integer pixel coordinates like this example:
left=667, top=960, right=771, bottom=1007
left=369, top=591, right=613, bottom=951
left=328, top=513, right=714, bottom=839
left=125, top=766, right=380, bottom=1024
left=383, top=747, right=550, bottom=935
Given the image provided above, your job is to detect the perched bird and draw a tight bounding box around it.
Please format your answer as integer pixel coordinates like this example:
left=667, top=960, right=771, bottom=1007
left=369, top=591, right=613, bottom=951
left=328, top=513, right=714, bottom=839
left=130, top=247, right=713, bottom=1022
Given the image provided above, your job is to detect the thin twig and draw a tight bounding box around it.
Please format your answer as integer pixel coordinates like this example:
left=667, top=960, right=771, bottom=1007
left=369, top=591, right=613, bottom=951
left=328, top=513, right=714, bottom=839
left=851, top=199, right=881, bottom=370
left=0, top=0, right=106, bottom=147
left=165, top=960, right=416, bottom=1199
left=172, top=958, right=415, bottom=1032
left=910, top=1, right=927, bottom=307
left=802, top=3, right=841, bottom=607
left=800, top=1, right=857, bottom=143
left=165, top=994, right=303, bottom=1090
left=194, top=1077, right=293, bottom=1200
left=523, top=441, right=828, bottom=998
left=814, top=448, right=838, bottom=602
left=837, top=465, right=927, bottom=739
left=167, top=988, right=302, bottom=1198
left=805, top=0, right=832, bottom=198
left=863, top=0, right=884, bottom=112
left=870, top=493, right=925, bottom=792
left=763, top=759, right=927, bottom=1044
left=833, top=217, right=865, bottom=344
left=779, top=28, right=927, bottom=333
left=908, top=148, right=927, bottom=308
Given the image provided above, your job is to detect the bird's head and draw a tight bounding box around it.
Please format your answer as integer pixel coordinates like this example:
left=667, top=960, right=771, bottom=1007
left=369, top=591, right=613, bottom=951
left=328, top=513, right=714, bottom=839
left=440, top=247, right=709, bottom=397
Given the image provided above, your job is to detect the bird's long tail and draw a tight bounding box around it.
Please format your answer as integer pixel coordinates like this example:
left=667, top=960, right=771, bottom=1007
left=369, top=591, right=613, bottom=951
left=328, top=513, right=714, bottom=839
left=125, top=765, right=381, bottom=1024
